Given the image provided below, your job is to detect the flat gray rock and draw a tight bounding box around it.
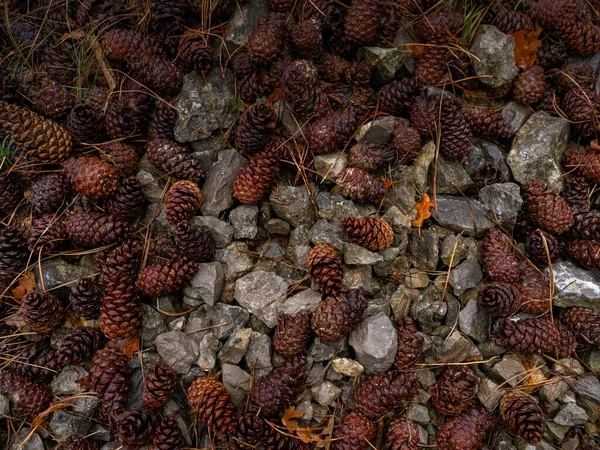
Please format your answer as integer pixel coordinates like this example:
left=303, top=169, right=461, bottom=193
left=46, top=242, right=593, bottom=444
left=234, top=270, right=290, bottom=327
left=349, top=312, right=397, bottom=374
left=432, top=195, right=495, bottom=237
left=280, top=289, right=322, bottom=315
left=550, top=261, right=600, bottom=311
left=155, top=331, right=199, bottom=374
left=200, top=149, right=246, bottom=217
left=184, top=262, right=225, bottom=306
left=191, top=216, right=234, bottom=248
left=470, top=25, right=518, bottom=87
left=271, top=184, right=316, bottom=227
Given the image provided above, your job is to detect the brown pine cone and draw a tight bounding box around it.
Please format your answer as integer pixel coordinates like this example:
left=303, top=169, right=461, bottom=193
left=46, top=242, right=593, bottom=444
left=147, top=139, right=205, bottom=184
left=408, top=91, right=438, bottom=136
left=0, top=173, right=21, bottom=214
left=291, top=19, right=323, bottom=59
left=150, top=416, right=185, bottom=450
left=66, top=103, right=105, bottom=144
left=143, top=362, right=177, bottom=410
left=555, top=19, right=600, bottom=56
left=70, top=275, right=102, bottom=320
left=106, top=176, right=145, bottom=223
left=557, top=61, right=595, bottom=93
left=440, top=98, right=472, bottom=160
left=137, top=257, right=198, bottom=297
left=394, top=316, right=423, bottom=370
left=88, top=343, right=130, bottom=416
left=27, top=214, right=66, bottom=254
left=471, top=162, right=506, bottom=195
left=105, top=80, right=153, bottom=140
left=273, top=311, right=312, bottom=356
left=188, top=376, right=237, bottom=433
left=233, top=144, right=281, bottom=204
left=100, top=272, right=141, bottom=339
left=0, top=225, right=27, bottom=282
left=102, top=28, right=166, bottom=61
left=26, top=173, right=72, bottom=215
left=493, top=9, right=535, bottom=33
left=0, top=369, right=51, bottom=419
left=413, top=9, right=463, bottom=44
left=561, top=88, right=597, bottom=137
left=477, top=282, right=522, bottom=317
left=179, top=30, right=214, bottom=72
left=248, top=13, right=285, bottom=66
left=436, top=403, right=493, bottom=450
left=554, top=319, right=578, bottom=357
left=391, top=121, right=421, bottom=163
left=57, top=328, right=102, bottom=366
left=481, top=229, right=521, bottom=283
left=282, top=60, right=330, bottom=120
left=125, top=53, right=183, bottom=96
left=415, top=46, right=450, bottom=85
left=307, top=244, right=344, bottom=295
left=500, top=392, right=544, bottom=443
left=12, top=344, right=62, bottom=381
left=234, top=103, right=276, bottom=155
left=383, top=417, right=419, bottom=450
left=347, top=141, right=396, bottom=173
left=317, top=53, right=351, bottom=83
left=148, top=102, right=177, bottom=141
left=465, top=107, right=514, bottom=139
left=490, top=316, right=560, bottom=354
left=536, top=40, right=568, bottom=68
left=306, top=105, right=364, bottom=155
left=523, top=179, right=574, bottom=234
left=22, top=290, right=64, bottom=333
left=175, top=221, right=214, bottom=263
left=355, top=371, right=420, bottom=419
left=231, top=52, right=254, bottom=80
left=62, top=156, right=120, bottom=199
left=227, top=413, right=271, bottom=450
left=332, top=411, right=376, bottom=450
left=66, top=211, right=130, bottom=247
left=528, top=0, right=580, bottom=29
left=115, top=407, right=156, bottom=449
left=513, top=65, right=546, bottom=105
left=238, top=71, right=275, bottom=104
left=563, top=307, right=600, bottom=347
left=165, top=180, right=202, bottom=225
left=524, top=229, right=561, bottom=263
left=563, top=148, right=600, bottom=183
left=377, top=78, right=420, bottom=116
left=342, top=216, right=394, bottom=251
left=344, top=0, right=381, bottom=46
left=103, top=142, right=139, bottom=177
left=429, top=366, right=479, bottom=416
left=101, top=239, right=144, bottom=283
left=337, top=167, right=385, bottom=204
left=517, top=263, right=551, bottom=315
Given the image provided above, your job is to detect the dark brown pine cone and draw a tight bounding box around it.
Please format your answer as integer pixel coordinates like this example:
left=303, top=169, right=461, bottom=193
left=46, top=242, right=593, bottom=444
left=227, top=413, right=270, bottom=450
left=248, top=13, right=285, bottom=66
left=415, top=46, right=450, bottom=85
left=347, top=141, right=395, bottom=173
left=306, top=104, right=365, bottom=155
left=513, top=65, right=546, bottom=105
left=555, top=19, right=600, bottom=56
left=103, top=142, right=139, bottom=177
left=408, top=91, right=438, bottom=136
left=492, top=9, right=535, bottom=33
left=12, top=344, right=62, bottom=381
left=562, top=87, right=597, bottom=138
left=62, top=156, right=120, bottom=199
left=563, top=148, right=600, bottom=183
left=337, top=167, right=385, bottom=204
left=342, top=216, right=394, bottom=251
left=436, top=403, right=493, bottom=450
left=554, top=319, right=578, bottom=357
left=174, top=221, right=214, bottom=263
left=165, top=180, right=202, bottom=225
left=100, top=271, right=141, bottom=340
left=233, top=143, right=281, bottom=204
left=57, top=328, right=102, bottom=367
left=115, top=407, right=156, bottom=449
left=148, top=101, right=177, bottom=141
left=384, top=417, right=419, bottom=450
left=556, top=60, right=595, bottom=94
left=273, top=311, right=312, bottom=356
left=188, top=376, right=237, bottom=433
left=344, top=0, right=381, bottom=46
left=282, top=60, right=329, bottom=120
left=355, top=371, right=420, bottom=419
left=429, top=365, right=479, bottom=416
left=269, top=0, right=293, bottom=11
left=563, top=307, right=600, bottom=347
left=66, top=211, right=130, bottom=247
left=523, top=180, right=574, bottom=234
left=87, top=343, right=130, bottom=416
left=465, top=107, right=513, bottom=140
left=0, top=173, right=20, bottom=214
left=27, top=214, right=66, bottom=254
left=528, top=0, right=580, bottom=29
left=0, top=225, right=27, bottom=282
left=70, top=275, right=102, bottom=320
left=137, top=257, right=198, bottom=297
left=66, top=103, right=105, bottom=144
left=26, top=173, right=72, bottom=215
left=471, top=163, right=506, bottom=195
left=394, top=316, right=423, bottom=370
left=317, top=53, right=351, bottom=83
left=517, top=263, right=551, bottom=315
left=490, top=316, right=560, bottom=354
left=536, top=40, right=568, bottom=68
left=500, top=392, right=544, bottom=443
left=525, top=228, right=561, bottom=263
left=149, top=416, right=185, bottom=450
left=391, top=121, right=421, bottom=163
left=481, top=229, right=521, bottom=283
left=102, top=28, right=166, bottom=61
left=291, top=19, right=323, bottom=59
left=0, top=369, right=51, bottom=419
left=440, top=98, right=472, bottom=160
left=179, top=30, right=214, bottom=72
left=477, top=282, right=522, bottom=317
left=238, top=70, right=275, bottom=103
left=231, top=52, right=254, bottom=80
left=22, top=290, right=64, bottom=333
left=104, top=80, right=153, bottom=140
left=106, top=176, right=145, bottom=223
left=377, top=78, right=420, bottom=117
left=147, top=139, right=205, bottom=185
left=101, top=239, right=144, bottom=283
left=143, top=362, right=177, bottom=410
left=235, top=103, right=276, bottom=155
left=413, top=9, right=463, bottom=44
left=332, top=411, right=376, bottom=450
left=307, top=244, right=344, bottom=295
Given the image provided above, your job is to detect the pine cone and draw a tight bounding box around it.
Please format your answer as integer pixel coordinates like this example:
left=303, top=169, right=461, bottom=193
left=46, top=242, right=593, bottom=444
left=555, top=19, right=600, bottom=56
left=12, top=344, right=62, bottom=381
left=147, top=139, right=205, bottom=184
left=124, top=53, right=183, bottom=96
left=332, top=411, right=376, bottom=450
left=101, top=239, right=144, bottom=283
left=142, top=362, right=177, bottom=410
left=282, top=60, right=329, bottom=120
left=57, top=328, right=102, bottom=366
left=440, top=98, right=472, bottom=160
left=481, top=229, right=521, bottom=283
left=165, top=180, right=202, bottom=225
left=22, top=290, right=64, bottom=333
left=231, top=52, right=254, bottom=79
left=523, top=180, right=574, bottom=233
left=238, top=71, right=275, bottom=104
left=0, top=101, right=72, bottom=163
left=105, top=80, right=153, bottom=140
left=115, top=407, right=156, bottom=449
left=0, top=173, right=20, bottom=214
left=394, top=316, right=423, bottom=370
left=66, top=103, right=105, bottom=144
left=563, top=148, right=600, bottom=183
left=174, top=221, right=214, bottom=263
left=235, top=103, right=276, bottom=155
left=342, top=216, right=394, bottom=251
left=471, top=163, right=506, bottom=195
left=70, top=275, right=102, bottom=320
left=291, top=20, right=323, bottom=59
left=150, top=416, right=185, bottom=450
left=306, top=105, right=364, bottom=155
left=409, top=91, right=438, bottom=136
left=561, top=88, right=597, bottom=137
left=554, top=319, right=578, bottom=357
left=513, top=65, right=546, bottom=105
left=27, top=173, right=72, bottom=215
left=490, top=316, right=560, bottom=354
left=62, top=156, right=120, bottom=200
left=137, top=257, right=198, bottom=297
left=355, top=371, right=420, bottom=419
left=104, top=142, right=139, bottom=177
left=337, top=167, right=385, bottom=204
left=307, top=244, right=344, bottom=295
left=102, top=28, right=166, bottom=61
left=517, top=263, right=551, bottom=315
left=344, top=0, right=381, bottom=46
left=88, top=343, right=130, bottom=416
left=100, top=271, right=141, bottom=339
left=0, top=369, right=51, bottom=419
left=436, top=403, right=493, bottom=450
left=317, top=53, right=351, bottom=83
left=465, top=107, right=513, bottom=139
left=557, top=60, right=594, bottom=93
left=66, top=211, right=130, bottom=247
left=227, top=413, right=271, bottom=450
left=383, top=417, right=419, bottom=450
left=27, top=214, right=66, bottom=254
left=529, top=0, right=580, bottom=29
left=148, top=102, right=177, bottom=141
left=415, top=46, right=450, bottom=85
left=188, top=376, right=237, bottom=433
left=347, top=141, right=395, bottom=173
left=106, top=176, right=145, bottom=223
left=0, top=225, right=27, bottom=282
left=477, top=282, right=522, bottom=317
left=391, top=121, right=421, bottom=162
left=273, top=311, right=312, bottom=356
left=536, top=40, right=568, bottom=68
left=493, top=9, right=534, bottom=33
left=500, top=392, right=544, bottom=443
left=233, top=144, right=281, bottom=204
left=563, top=307, right=600, bottom=347
left=179, top=30, right=214, bottom=72
left=377, top=78, right=420, bottom=116
left=413, top=9, right=463, bottom=44
left=310, top=291, right=367, bottom=341
left=248, top=13, right=285, bottom=66
left=429, top=365, right=479, bottom=416
left=525, top=228, right=561, bottom=263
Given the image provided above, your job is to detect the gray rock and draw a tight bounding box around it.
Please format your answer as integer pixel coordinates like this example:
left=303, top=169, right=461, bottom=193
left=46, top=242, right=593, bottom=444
left=184, top=262, right=224, bottom=306
left=141, top=304, right=167, bottom=346
left=191, top=137, right=225, bottom=172
left=411, top=287, right=446, bottom=332
left=275, top=101, right=303, bottom=140
left=270, top=184, right=316, bottom=227
left=331, top=358, right=364, bottom=377
left=479, top=183, right=523, bottom=227
left=478, top=377, right=503, bottom=410
left=225, top=0, right=270, bottom=49
left=310, top=337, right=345, bottom=362
left=50, top=411, right=90, bottom=442
left=245, top=331, right=272, bottom=378
left=174, top=69, right=236, bottom=142
left=230, top=205, right=259, bottom=239
left=196, top=332, right=220, bottom=370
left=440, top=235, right=469, bottom=267
left=357, top=47, right=412, bottom=83
left=349, top=312, right=397, bottom=374
left=219, top=327, right=252, bottom=364
left=343, top=242, right=383, bottom=266
left=207, top=303, right=250, bottom=340
left=312, top=381, right=342, bottom=406
left=355, top=115, right=398, bottom=143
left=589, top=351, right=600, bottom=372
left=553, top=403, right=588, bottom=426
left=540, top=380, right=569, bottom=403
left=382, top=205, right=413, bottom=234
left=432, top=155, right=473, bottom=194
left=256, top=239, right=286, bottom=259
left=449, top=260, right=483, bottom=296
left=220, top=242, right=254, bottom=281
left=0, top=394, right=8, bottom=416
left=144, top=203, right=169, bottom=229
left=155, top=331, right=199, bottom=374
left=571, top=376, right=600, bottom=404
left=316, top=192, right=360, bottom=223
left=432, top=195, right=495, bottom=237
left=314, top=153, right=348, bottom=183
left=342, top=266, right=375, bottom=294
left=200, top=149, right=246, bottom=216
left=490, top=355, right=527, bottom=387
left=507, top=112, right=570, bottom=190
left=458, top=299, right=489, bottom=343
left=405, top=269, right=429, bottom=289
left=280, top=289, right=322, bottom=315
left=51, top=365, right=88, bottom=395
left=390, top=285, right=418, bottom=320
left=406, top=403, right=430, bottom=425
left=9, top=428, right=44, bottom=450
left=408, top=228, right=439, bottom=270
left=234, top=270, right=290, bottom=327
left=185, top=312, right=212, bottom=342
left=308, top=220, right=346, bottom=253
left=137, top=169, right=165, bottom=203
left=35, top=258, right=95, bottom=295
left=190, top=215, right=234, bottom=248
left=550, top=261, right=600, bottom=311
left=433, top=330, right=475, bottom=363
left=264, top=218, right=291, bottom=235
left=222, top=364, right=251, bottom=408
left=464, top=139, right=511, bottom=178
left=502, top=101, right=533, bottom=135
left=470, top=25, right=518, bottom=87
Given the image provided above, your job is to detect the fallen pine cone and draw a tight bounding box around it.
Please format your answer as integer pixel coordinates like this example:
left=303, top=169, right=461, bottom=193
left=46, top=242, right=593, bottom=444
left=311, top=290, right=367, bottom=342
left=354, top=371, right=420, bottom=419
left=342, top=216, right=394, bottom=251
left=500, top=392, right=544, bottom=443
left=307, top=244, right=343, bottom=295
left=188, top=376, right=238, bottom=433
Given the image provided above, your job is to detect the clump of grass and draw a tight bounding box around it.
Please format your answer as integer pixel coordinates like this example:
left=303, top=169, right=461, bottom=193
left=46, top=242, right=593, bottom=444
left=0, top=136, right=15, bottom=169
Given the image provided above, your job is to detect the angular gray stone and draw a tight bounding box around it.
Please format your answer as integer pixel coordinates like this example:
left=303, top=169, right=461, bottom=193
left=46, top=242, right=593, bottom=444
left=234, top=270, right=290, bottom=327
left=433, top=330, right=474, bottom=363
left=137, top=169, right=164, bottom=203
left=50, top=411, right=90, bottom=442
left=553, top=403, right=588, bottom=426
left=342, top=266, right=375, bottom=294
left=256, top=239, right=286, bottom=259
left=270, top=184, right=316, bottom=227
left=314, top=153, right=347, bottom=183
left=141, top=304, right=167, bottom=346
left=458, top=299, right=489, bottom=342
left=308, top=220, right=346, bottom=253
left=184, top=262, right=224, bottom=306
left=550, top=261, right=600, bottom=311
left=478, top=377, right=503, bottom=410
left=470, top=25, right=518, bottom=87
left=316, top=192, right=360, bottom=223
left=155, top=331, right=199, bottom=374
left=220, top=242, right=254, bottom=281
left=349, top=312, right=397, bottom=374
left=0, top=394, right=8, bottom=416
left=449, top=260, right=483, bottom=296
left=191, top=137, right=225, bottom=172
left=382, top=205, right=413, bottom=234
left=571, top=376, right=600, bottom=404
left=440, top=234, right=469, bottom=267
left=196, top=332, right=220, bottom=370
left=502, top=101, right=533, bottom=135
left=222, top=364, right=251, bottom=408
left=310, top=337, right=345, bottom=362
left=408, top=228, right=439, bottom=270
left=432, top=195, right=495, bottom=237
left=343, top=242, right=383, bottom=266
left=35, top=258, right=95, bottom=294
left=331, top=358, right=364, bottom=377
left=264, top=218, right=291, bottom=235
left=230, top=205, right=259, bottom=239
left=479, top=183, right=523, bottom=227
left=355, top=115, right=398, bottom=143
left=464, top=139, right=511, bottom=178
left=507, top=112, right=570, bottom=190
left=311, top=381, right=342, bottom=406
left=190, top=215, right=234, bottom=248
left=51, top=365, right=88, bottom=395
left=431, top=155, right=473, bottom=194
left=174, top=69, right=236, bottom=142
left=490, top=355, right=527, bottom=387
left=225, top=0, right=270, bottom=49
left=540, top=380, right=569, bottom=402
left=245, top=331, right=272, bottom=378
left=406, top=403, right=430, bottom=425
left=219, top=327, right=252, bottom=364
left=200, top=149, right=246, bottom=216
left=207, top=303, right=250, bottom=340
left=280, top=289, right=322, bottom=315
left=357, top=47, right=412, bottom=83
left=9, top=429, right=44, bottom=450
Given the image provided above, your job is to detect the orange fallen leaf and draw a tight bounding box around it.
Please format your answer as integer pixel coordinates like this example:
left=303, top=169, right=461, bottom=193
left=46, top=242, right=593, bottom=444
left=112, top=334, right=140, bottom=358
left=282, top=406, right=326, bottom=444
left=12, top=271, right=37, bottom=300
left=381, top=177, right=394, bottom=190
left=404, top=43, right=425, bottom=58
left=510, top=26, right=542, bottom=70
left=412, top=193, right=435, bottom=228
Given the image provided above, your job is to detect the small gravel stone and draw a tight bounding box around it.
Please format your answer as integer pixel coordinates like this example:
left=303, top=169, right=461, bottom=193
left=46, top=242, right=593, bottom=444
left=270, top=184, right=316, bottom=227
left=433, top=330, right=474, bottom=363
left=51, top=365, right=88, bottom=395
left=200, top=149, right=247, bottom=217
left=245, top=331, right=272, bottom=378
left=184, top=262, right=225, bottom=306
left=155, top=331, right=199, bottom=374
left=382, top=205, right=413, bottom=234
left=331, top=358, right=364, bottom=377
left=540, top=380, right=569, bottom=403
left=458, top=299, right=489, bottom=342
left=0, top=394, right=9, bottom=416
left=502, top=101, right=533, bottom=135
left=225, top=0, right=270, bottom=48
left=477, top=377, right=503, bottom=410
left=222, top=364, right=251, bottom=408
left=280, top=289, right=322, bottom=315
left=229, top=205, right=259, bottom=239
left=314, top=153, right=347, bottom=182
left=190, top=216, right=234, bottom=248
left=343, top=242, right=383, bottom=266
left=432, top=155, right=473, bottom=194
left=349, top=312, right=397, bottom=374
left=311, top=381, right=342, bottom=406
left=490, top=355, right=527, bottom=387
left=141, top=303, right=167, bottom=346
left=137, top=169, right=164, bottom=203
left=432, top=195, right=495, bottom=237
left=310, top=338, right=345, bottom=362
left=50, top=411, right=91, bottom=442
left=470, top=25, right=518, bottom=87
left=316, top=192, right=360, bottom=223
left=196, top=332, right=221, bottom=370
left=234, top=270, right=290, bottom=327
left=207, top=303, right=250, bottom=340
left=35, top=258, right=95, bottom=296
left=479, top=183, right=523, bottom=228
left=553, top=403, right=588, bottom=426
left=408, top=228, right=439, bottom=270
left=342, top=266, right=375, bottom=293
left=265, top=218, right=291, bottom=235
left=309, top=219, right=346, bottom=253
left=571, top=376, right=600, bottom=404
left=406, top=403, right=430, bottom=425
left=220, top=242, right=254, bottom=281
left=449, top=259, right=483, bottom=296
left=355, top=115, right=397, bottom=143
left=218, top=327, right=252, bottom=364
left=9, top=429, right=44, bottom=450
left=550, top=261, right=600, bottom=311
left=404, top=269, right=430, bottom=289
left=464, top=139, right=511, bottom=178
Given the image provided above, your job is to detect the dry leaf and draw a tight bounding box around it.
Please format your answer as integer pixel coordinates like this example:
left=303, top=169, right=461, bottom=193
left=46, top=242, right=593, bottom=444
left=12, top=271, right=37, bottom=300
left=112, top=334, right=140, bottom=358
left=404, top=43, right=425, bottom=58
left=510, top=26, right=542, bottom=70
left=381, top=177, right=394, bottom=190
left=282, top=406, right=326, bottom=444
left=412, top=193, right=435, bottom=228
left=519, top=357, right=548, bottom=393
